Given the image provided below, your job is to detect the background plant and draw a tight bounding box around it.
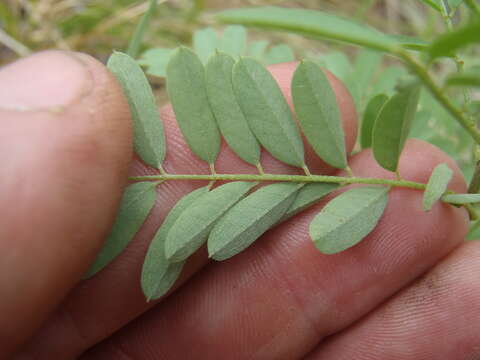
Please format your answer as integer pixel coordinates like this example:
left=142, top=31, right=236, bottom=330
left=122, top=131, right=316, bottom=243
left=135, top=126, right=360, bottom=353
left=1, top=0, right=480, bottom=301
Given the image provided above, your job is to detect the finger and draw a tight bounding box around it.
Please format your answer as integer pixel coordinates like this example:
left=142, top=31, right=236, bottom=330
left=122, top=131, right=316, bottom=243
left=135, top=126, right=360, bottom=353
left=82, top=140, right=468, bottom=360
left=17, top=62, right=358, bottom=359
left=0, top=51, right=132, bottom=355
left=307, top=241, right=480, bottom=360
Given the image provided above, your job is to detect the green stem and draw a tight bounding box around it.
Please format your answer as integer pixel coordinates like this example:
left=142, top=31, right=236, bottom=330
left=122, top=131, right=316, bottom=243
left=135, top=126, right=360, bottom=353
left=468, top=160, right=480, bottom=193
left=127, top=0, right=158, bottom=58
left=396, top=50, right=480, bottom=145
left=465, top=203, right=479, bottom=220
left=438, top=2, right=472, bottom=109
left=439, top=0, right=454, bottom=31
left=129, top=173, right=427, bottom=190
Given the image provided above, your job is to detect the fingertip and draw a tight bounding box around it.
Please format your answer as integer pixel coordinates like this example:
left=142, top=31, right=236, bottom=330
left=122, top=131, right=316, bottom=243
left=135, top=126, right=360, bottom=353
left=0, top=50, right=133, bottom=354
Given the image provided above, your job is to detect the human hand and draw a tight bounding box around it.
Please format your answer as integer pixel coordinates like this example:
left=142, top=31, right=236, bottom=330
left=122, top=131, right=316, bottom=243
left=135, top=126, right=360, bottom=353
left=2, top=51, right=478, bottom=360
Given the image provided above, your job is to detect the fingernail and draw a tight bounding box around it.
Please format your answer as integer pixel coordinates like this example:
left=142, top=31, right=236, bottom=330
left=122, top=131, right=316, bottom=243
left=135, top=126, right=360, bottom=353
left=0, top=51, right=93, bottom=112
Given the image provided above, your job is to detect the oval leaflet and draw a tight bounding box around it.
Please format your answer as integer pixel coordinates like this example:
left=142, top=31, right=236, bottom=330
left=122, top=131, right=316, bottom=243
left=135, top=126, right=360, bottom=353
left=85, top=182, right=157, bottom=278
left=165, top=181, right=257, bottom=263
left=233, top=57, right=305, bottom=168
left=310, top=186, right=389, bottom=254
left=208, top=182, right=303, bottom=261
left=167, top=47, right=221, bottom=164
left=141, top=186, right=209, bottom=301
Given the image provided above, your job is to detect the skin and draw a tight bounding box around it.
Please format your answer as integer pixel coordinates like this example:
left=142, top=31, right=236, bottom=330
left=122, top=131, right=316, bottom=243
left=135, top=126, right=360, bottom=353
left=0, top=51, right=478, bottom=359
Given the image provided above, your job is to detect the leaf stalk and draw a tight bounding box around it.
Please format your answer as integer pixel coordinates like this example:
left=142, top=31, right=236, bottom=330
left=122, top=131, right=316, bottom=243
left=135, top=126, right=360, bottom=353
left=129, top=173, right=427, bottom=190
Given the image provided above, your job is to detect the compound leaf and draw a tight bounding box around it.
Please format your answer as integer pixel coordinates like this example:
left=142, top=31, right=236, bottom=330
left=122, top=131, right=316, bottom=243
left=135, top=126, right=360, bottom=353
left=423, top=163, right=453, bottom=211
left=233, top=57, right=305, bottom=168
left=167, top=47, right=221, bottom=164
left=205, top=52, right=261, bottom=165
left=372, top=84, right=421, bottom=172
left=165, top=181, right=257, bottom=263
left=108, top=52, right=166, bottom=168
left=292, top=60, right=347, bottom=169
left=361, top=94, right=389, bottom=149
left=141, top=186, right=209, bottom=301
left=85, top=182, right=157, bottom=278
left=310, top=186, right=389, bottom=254
left=208, top=183, right=302, bottom=261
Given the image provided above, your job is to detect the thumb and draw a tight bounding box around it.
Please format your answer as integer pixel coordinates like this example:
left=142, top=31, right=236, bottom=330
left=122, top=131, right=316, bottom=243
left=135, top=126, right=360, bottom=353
left=0, top=51, right=132, bottom=354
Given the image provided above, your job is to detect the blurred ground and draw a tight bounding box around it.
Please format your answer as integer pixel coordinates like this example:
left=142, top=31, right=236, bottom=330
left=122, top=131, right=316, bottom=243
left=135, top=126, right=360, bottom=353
left=0, top=0, right=442, bottom=66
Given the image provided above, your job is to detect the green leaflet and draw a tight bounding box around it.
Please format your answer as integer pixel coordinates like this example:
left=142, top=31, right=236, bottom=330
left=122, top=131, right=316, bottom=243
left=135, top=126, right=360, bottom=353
left=361, top=94, right=389, bottom=149
left=233, top=57, right=305, bottom=168
left=442, top=193, right=480, bottom=204
left=281, top=183, right=339, bottom=221
left=352, top=49, right=382, bottom=93
left=165, top=181, right=257, bottom=262
left=446, top=72, right=480, bottom=87
left=166, top=47, right=221, bottom=164
left=141, top=186, right=209, bottom=301
left=208, top=183, right=303, bottom=261
left=372, top=84, right=421, bottom=172
left=310, top=186, right=389, bottom=255
left=248, top=40, right=269, bottom=60
left=85, top=182, right=157, bottom=278
left=108, top=52, right=166, bottom=168
left=216, top=7, right=399, bottom=53
left=139, top=48, right=174, bottom=78
left=193, top=27, right=219, bottom=64
left=317, top=52, right=352, bottom=81
left=423, top=163, right=454, bottom=211
left=220, top=25, right=247, bottom=56
left=371, top=67, right=408, bottom=96
left=265, top=44, right=295, bottom=65
left=205, top=52, right=261, bottom=166
left=292, top=60, right=347, bottom=169
left=429, top=22, right=480, bottom=59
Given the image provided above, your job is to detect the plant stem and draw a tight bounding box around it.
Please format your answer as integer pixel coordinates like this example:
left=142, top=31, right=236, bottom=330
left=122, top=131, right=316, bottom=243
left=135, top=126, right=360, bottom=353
left=127, top=0, right=158, bottom=58
left=438, top=2, right=472, bottom=108
left=0, top=28, right=31, bottom=57
left=129, top=173, right=427, bottom=190
left=465, top=203, right=479, bottom=220
left=397, top=50, right=480, bottom=145
left=468, top=161, right=480, bottom=193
